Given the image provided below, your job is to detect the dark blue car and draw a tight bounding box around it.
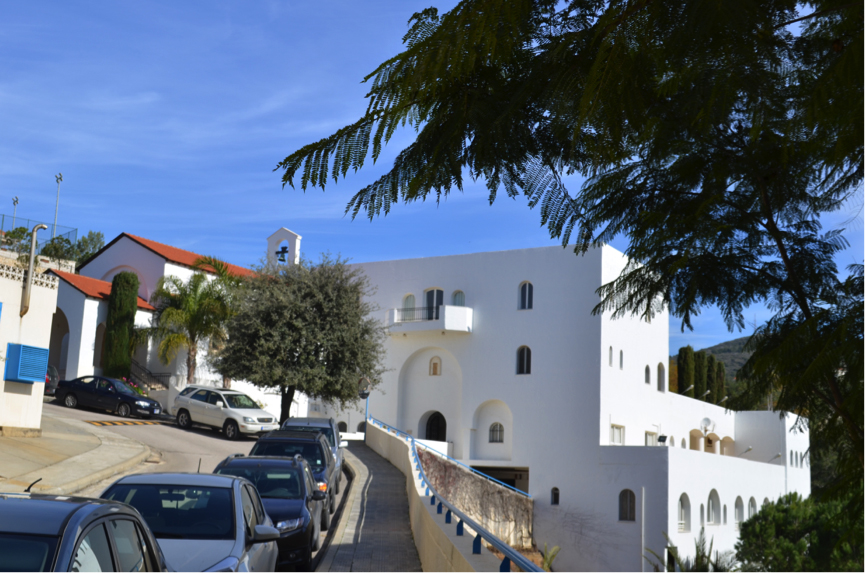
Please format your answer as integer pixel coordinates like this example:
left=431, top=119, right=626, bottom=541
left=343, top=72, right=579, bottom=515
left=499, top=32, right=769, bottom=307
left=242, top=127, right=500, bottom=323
left=56, top=375, right=162, bottom=418
left=214, top=454, right=327, bottom=571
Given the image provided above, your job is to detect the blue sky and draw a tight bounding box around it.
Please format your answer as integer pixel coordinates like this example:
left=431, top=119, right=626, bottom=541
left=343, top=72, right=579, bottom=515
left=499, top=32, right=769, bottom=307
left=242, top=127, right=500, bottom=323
left=1, top=1, right=861, bottom=352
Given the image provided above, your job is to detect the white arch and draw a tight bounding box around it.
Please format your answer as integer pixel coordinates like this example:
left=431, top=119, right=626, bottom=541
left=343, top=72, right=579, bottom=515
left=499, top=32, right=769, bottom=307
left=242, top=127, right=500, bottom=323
left=471, top=399, right=513, bottom=461
left=99, top=265, right=148, bottom=301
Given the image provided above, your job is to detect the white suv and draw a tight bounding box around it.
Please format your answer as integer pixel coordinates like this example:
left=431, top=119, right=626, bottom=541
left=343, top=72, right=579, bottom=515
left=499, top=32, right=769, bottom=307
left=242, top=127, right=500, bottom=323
left=173, top=385, right=280, bottom=440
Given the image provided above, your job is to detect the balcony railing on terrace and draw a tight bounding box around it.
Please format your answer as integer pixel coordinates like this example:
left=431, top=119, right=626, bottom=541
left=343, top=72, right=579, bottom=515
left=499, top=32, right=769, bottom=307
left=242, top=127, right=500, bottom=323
left=396, top=306, right=440, bottom=322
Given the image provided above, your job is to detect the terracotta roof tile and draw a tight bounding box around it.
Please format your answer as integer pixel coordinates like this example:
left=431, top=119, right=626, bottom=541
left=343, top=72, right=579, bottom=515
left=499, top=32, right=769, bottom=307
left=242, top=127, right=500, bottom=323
left=123, top=234, right=254, bottom=277
left=50, top=270, right=155, bottom=311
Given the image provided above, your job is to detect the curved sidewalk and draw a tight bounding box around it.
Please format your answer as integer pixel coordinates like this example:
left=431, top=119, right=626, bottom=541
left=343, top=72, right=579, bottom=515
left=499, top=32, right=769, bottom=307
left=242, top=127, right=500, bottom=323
left=320, top=441, right=422, bottom=572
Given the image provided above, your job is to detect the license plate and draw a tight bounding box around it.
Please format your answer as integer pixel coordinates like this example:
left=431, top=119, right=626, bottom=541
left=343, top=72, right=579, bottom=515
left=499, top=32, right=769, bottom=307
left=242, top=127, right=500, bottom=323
left=261, top=426, right=267, bottom=431
left=154, top=408, right=161, bottom=414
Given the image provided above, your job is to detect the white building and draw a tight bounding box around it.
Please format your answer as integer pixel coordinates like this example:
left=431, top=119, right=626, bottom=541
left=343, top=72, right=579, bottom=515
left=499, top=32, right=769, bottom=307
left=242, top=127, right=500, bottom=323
left=313, top=242, right=811, bottom=571
left=0, top=262, right=58, bottom=434
left=47, top=232, right=303, bottom=418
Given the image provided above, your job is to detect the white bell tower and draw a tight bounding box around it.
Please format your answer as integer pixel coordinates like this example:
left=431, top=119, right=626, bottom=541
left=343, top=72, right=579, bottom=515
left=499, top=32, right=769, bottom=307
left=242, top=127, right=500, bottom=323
left=267, top=228, right=302, bottom=266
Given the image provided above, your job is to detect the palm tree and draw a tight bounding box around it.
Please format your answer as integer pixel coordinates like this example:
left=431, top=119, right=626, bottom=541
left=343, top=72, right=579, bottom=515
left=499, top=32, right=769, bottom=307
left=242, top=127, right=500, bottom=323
left=149, top=270, right=232, bottom=386
left=644, top=528, right=736, bottom=572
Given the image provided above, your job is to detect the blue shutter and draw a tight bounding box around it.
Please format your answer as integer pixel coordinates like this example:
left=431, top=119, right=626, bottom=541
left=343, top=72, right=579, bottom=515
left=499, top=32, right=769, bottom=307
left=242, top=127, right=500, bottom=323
left=4, top=343, right=49, bottom=383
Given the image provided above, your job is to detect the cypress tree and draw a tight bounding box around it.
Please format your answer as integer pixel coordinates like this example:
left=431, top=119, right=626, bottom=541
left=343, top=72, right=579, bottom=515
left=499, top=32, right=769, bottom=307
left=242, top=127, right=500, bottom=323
left=706, top=354, right=718, bottom=403
left=694, top=351, right=708, bottom=401
left=715, top=361, right=727, bottom=404
left=103, top=272, right=140, bottom=379
left=678, top=346, right=695, bottom=398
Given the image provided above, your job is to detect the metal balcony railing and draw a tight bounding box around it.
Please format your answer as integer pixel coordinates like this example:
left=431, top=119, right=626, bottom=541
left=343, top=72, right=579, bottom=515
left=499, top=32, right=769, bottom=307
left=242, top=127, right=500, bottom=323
left=396, top=306, right=440, bottom=322
left=368, top=415, right=540, bottom=572
left=130, top=359, right=171, bottom=389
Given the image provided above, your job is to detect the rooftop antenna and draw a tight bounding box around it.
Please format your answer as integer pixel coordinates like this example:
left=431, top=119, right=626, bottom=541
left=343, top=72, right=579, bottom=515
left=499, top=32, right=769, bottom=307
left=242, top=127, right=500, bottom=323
left=52, top=173, right=62, bottom=239
left=25, top=478, right=42, bottom=492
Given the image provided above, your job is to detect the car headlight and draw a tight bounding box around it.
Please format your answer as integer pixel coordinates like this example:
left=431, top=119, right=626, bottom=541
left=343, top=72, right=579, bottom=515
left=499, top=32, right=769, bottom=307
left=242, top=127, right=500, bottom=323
left=136, top=400, right=150, bottom=407
left=243, top=417, right=256, bottom=423
left=276, top=518, right=303, bottom=533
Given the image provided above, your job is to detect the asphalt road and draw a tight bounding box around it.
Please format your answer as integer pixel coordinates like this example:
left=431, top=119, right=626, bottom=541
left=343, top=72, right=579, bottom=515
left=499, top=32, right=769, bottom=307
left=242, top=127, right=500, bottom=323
left=42, top=398, right=347, bottom=570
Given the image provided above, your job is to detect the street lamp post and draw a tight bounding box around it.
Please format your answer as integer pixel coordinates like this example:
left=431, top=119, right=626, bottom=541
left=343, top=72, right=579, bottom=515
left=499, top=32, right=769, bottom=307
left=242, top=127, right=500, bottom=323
left=12, top=196, right=18, bottom=229
left=52, top=173, right=62, bottom=239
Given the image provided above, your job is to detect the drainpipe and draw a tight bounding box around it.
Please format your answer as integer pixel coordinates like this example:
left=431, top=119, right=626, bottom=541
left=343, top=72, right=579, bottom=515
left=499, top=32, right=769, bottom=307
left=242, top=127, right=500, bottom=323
left=20, top=224, right=48, bottom=317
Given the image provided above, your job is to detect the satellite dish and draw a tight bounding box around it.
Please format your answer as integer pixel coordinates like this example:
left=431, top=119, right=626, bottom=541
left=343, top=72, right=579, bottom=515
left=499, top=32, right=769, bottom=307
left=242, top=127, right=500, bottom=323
left=701, top=417, right=713, bottom=432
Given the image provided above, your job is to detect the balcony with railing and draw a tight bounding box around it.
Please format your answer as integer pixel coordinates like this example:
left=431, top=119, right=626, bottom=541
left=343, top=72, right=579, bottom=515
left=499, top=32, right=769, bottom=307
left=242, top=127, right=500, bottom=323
left=386, top=305, right=473, bottom=335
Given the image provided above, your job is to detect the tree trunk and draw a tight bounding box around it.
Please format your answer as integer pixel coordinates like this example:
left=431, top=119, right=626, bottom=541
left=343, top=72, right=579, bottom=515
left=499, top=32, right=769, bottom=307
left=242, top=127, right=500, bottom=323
left=280, top=385, right=296, bottom=425
left=187, top=344, right=197, bottom=386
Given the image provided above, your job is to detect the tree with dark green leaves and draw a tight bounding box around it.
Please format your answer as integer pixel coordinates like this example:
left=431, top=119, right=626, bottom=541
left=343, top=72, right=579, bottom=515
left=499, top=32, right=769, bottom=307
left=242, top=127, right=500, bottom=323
left=214, top=256, right=387, bottom=424
left=705, top=354, right=718, bottom=404
left=103, top=272, right=140, bottom=379
left=278, top=0, right=862, bottom=518
left=693, top=351, right=708, bottom=402
left=38, top=230, right=104, bottom=268
left=714, top=361, right=727, bottom=405
left=735, top=492, right=863, bottom=571
left=678, top=346, right=695, bottom=398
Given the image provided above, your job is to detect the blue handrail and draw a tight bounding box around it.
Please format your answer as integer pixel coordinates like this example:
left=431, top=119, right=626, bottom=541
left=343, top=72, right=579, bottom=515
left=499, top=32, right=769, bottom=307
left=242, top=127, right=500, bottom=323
left=369, top=416, right=542, bottom=573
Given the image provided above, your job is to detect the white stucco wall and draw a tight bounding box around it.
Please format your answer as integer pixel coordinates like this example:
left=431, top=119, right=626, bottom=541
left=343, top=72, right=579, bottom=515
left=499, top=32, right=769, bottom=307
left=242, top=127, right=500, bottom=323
left=0, top=267, right=58, bottom=429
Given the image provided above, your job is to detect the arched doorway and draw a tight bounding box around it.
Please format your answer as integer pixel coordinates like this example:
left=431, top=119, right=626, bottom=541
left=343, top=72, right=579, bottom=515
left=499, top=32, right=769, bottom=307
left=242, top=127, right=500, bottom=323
left=49, top=308, right=70, bottom=379
left=93, top=323, right=106, bottom=374
left=426, top=412, right=447, bottom=441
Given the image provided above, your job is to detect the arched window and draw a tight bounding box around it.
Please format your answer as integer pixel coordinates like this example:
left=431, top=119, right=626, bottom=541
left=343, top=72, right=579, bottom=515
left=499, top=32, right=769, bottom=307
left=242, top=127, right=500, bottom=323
left=609, top=346, right=613, bottom=367
left=748, top=497, right=757, bottom=519
left=678, top=494, right=691, bottom=532
left=668, top=436, right=675, bottom=447
left=337, top=421, right=348, bottom=433
left=723, top=505, right=727, bottom=524
left=619, top=350, right=624, bottom=370
left=707, top=490, right=721, bottom=524
left=762, top=497, right=769, bottom=507
left=357, top=421, right=366, bottom=433
left=735, top=496, right=744, bottom=527
left=403, top=294, right=415, bottom=310
left=790, top=450, right=794, bottom=466
left=700, top=504, right=705, bottom=526
left=519, top=282, right=533, bottom=310
left=489, top=422, right=504, bottom=443
left=657, top=363, right=666, bottom=392
left=619, top=489, right=636, bottom=521
left=452, top=290, right=465, bottom=306
left=551, top=487, right=560, bottom=506
left=424, top=288, right=444, bottom=320
left=401, top=294, right=416, bottom=321
left=429, top=356, right=442, bottom=376
left=517, top=346, right=531, bottom=375
left=645, top=365, right=651, bottom=384
left=681, top=438, right=686, bottom=449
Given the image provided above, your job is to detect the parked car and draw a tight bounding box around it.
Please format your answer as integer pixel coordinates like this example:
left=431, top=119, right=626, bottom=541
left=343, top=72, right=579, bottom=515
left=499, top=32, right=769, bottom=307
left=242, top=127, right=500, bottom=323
left=279, top=417, right=348, bottom=494
left=56, top=376, right=162, bottom=418
left=173, top=386, right=279, bottom=440
left=0, top=491, right=168, bottom=571
left=248, top=431, right=338, bottom=531
left=214, top=454, right=327, bottom=571
left=101, top=472, right=279, bottom=572
left=43, top=365, right=60, bottom=397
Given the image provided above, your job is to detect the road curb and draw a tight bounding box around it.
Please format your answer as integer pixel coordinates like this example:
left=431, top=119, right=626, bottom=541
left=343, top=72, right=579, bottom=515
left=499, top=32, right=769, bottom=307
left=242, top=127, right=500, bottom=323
left=316, top=451, right=359, bottom=572
left=22, top=414, right=151, bottom=496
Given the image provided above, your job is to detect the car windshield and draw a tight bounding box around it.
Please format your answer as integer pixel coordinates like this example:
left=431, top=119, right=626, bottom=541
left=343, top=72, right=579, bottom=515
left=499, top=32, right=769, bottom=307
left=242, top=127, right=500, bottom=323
left=222, top=393, right=257, bottom=409
left=250, top=442, right=326, bottom=468
left=284, top=425, right=335, bottom=447
left=216, top=466, right=304, bottom=499
left=0, top=533, right=58, bottom=572
left=108, top=379, right=137, bottom=396
left=103, top=484, right=234, bottom=540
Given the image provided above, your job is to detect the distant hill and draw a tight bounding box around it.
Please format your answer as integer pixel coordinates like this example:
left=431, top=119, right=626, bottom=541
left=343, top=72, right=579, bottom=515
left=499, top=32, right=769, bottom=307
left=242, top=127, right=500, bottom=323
left=669, top=335, right=752, bottom=384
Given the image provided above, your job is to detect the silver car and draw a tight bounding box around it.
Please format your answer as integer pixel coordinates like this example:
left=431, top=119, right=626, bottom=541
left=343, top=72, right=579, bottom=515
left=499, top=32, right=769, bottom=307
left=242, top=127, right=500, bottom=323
left=101, top=473, right=278, bottom=572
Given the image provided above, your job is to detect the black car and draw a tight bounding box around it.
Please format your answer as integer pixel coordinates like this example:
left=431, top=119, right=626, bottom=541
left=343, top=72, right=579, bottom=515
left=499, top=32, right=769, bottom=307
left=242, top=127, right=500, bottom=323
left=214, top=454, right=327, bottom=571
left=0, top=492, right=168, bottom=572
left=43, top=366, right=60, bottom=397
left=56, top=376, right=162, bottom=418
left=280, top=417, right=347, bottom=494
left=249, top=431, right=338, bottom=531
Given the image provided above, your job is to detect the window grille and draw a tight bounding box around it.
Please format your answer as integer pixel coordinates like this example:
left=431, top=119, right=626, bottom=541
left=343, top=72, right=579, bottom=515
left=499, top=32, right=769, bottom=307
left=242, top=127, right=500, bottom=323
left=517, top=346, right=531, bottom=375
left=551, top=487, right=560, bottom=505
left=619, top=489, right=636, bottom=521
left=489, top=422, right=504, bottom=443
left=519, top=282, right=533, bottom=309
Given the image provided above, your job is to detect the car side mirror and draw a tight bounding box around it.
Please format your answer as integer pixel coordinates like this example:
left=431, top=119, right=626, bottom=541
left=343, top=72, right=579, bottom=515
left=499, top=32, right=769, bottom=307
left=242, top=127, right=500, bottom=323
left=311, top=490, right=327, bottom=501
left=215, top=401, right=224, bottom=408
left=252, top=524, right=279, bottom=543
left=339, top=441, right=348, bottom=448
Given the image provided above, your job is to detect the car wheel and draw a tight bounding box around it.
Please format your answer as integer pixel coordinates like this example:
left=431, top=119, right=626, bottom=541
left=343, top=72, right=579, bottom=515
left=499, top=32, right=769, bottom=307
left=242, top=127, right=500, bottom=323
left=117, top=403, right=131, bottom=418
left=64, top=393, right=78, bottom=409
left=176, top=409, right=191, bottom=429
left=334, top=472, right=340, bottom=495
left=320, top=502, right=331, bottom=531
left=223, top=420, right=240, bottom=441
